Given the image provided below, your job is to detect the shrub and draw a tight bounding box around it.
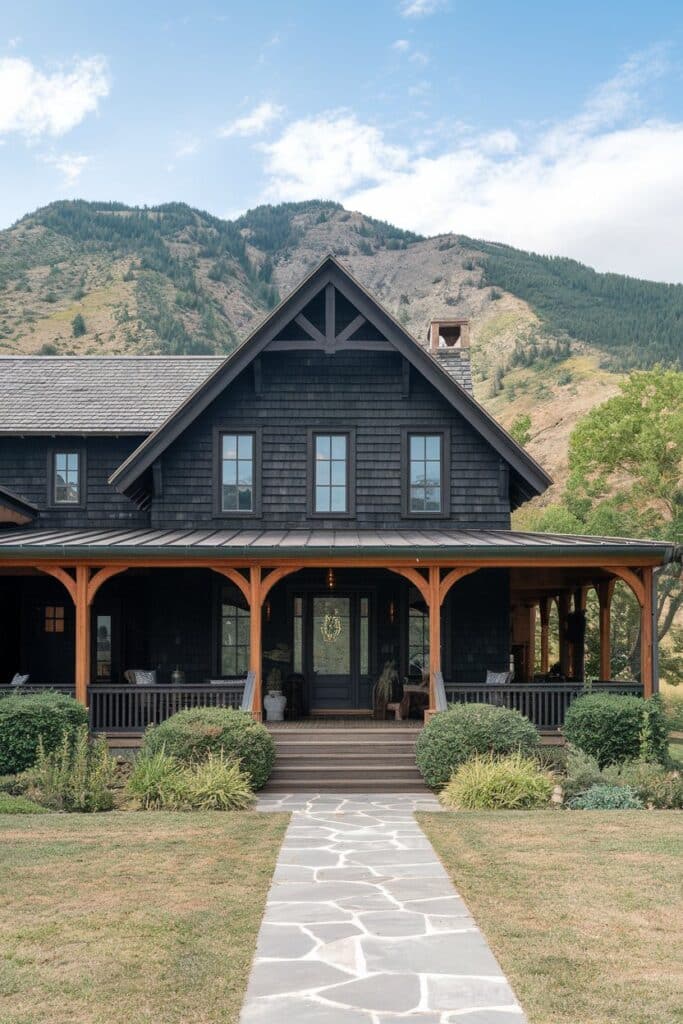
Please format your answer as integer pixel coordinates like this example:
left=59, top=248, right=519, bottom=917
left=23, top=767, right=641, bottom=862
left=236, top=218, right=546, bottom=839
left=0, top=692, right=88, bottom=775
left=415, top=703, right=539, bottom=789
left=535, top=745, right=569, bottom=774
left=0, top=793, right=48, bottom=814
left=562, top=744, right=604, bottom=800
left=563, top=693, right=667, bottom=768
left=440, top=753, right=554, bottom=810
left=127, top=748, right=181, bottom=810
left=602, top=760, right=683, bottom=810
left=23, top=729, right=116, bottom=812
left=174, top=753, right=254, bottom=811
left=568, top=784, right=643, bottom=810
left=142, top=708, right=275, bottom=790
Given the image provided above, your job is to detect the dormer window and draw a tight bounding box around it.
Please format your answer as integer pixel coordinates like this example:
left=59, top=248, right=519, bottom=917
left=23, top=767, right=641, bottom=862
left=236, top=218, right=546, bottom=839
left=49, top=448, right=85, bottom=507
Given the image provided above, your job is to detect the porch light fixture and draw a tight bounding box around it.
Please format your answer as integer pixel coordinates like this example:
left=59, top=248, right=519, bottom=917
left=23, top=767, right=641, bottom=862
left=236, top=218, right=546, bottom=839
left=388, top=599, right=395, bottom=625
left=326, top=568, right=335, bottom=590
left=265, top=600, right=271, bottom=623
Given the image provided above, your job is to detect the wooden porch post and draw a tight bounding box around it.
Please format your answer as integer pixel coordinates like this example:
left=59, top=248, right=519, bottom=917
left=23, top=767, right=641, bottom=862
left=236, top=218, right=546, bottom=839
left=641, top=566, right=654, bottom=697
left=558, top=592, right=571, bottom=678
left=539, top=597, right=551, bottom=674
left=597, top=580, right=615, bottom=681
left=74, top=565, right=90, bottom=706
left=428, top=566, right=441, bottom=712
left=249, top=565, right=263, bottom=720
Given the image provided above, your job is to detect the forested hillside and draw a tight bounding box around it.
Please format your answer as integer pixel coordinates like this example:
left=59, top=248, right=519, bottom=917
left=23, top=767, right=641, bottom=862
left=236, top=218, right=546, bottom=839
left=0, top=198, right=680, bottom=504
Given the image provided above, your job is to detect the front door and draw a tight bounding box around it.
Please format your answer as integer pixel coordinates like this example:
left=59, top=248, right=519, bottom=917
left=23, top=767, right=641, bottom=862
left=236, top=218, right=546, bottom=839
left=307, top=593, right=371, bottom=711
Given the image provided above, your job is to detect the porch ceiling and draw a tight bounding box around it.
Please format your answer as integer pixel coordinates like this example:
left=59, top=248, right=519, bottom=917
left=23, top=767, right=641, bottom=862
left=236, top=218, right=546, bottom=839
left=0, top=526, right=674, bottom=565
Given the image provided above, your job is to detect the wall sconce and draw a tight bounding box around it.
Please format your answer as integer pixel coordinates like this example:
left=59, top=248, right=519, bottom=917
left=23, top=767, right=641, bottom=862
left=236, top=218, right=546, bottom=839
left=265, top=600, right=271, bottom=623
left=388, top=599, right=395, bottom=625
left=327, top=568, right=335, bottom=591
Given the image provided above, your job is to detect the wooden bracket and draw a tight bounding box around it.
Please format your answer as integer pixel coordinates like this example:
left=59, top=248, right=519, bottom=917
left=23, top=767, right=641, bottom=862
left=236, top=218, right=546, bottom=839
left=439, top=566, right=479, bottom=605
left=38, top=565, right=77, bottom=603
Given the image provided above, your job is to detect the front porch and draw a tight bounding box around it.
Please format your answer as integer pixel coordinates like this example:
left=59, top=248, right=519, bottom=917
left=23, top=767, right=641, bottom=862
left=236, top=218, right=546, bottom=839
left=0, top=526, right=664, bottom=738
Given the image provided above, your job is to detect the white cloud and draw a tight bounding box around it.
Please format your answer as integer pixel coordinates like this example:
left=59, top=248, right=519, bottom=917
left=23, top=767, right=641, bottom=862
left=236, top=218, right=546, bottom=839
left=174, top=137, right=199, bottom=158
left=399, top=0, right=445, bottom=17
left=0, top=56, right=109, bottom=138
left=41, top=152, right=90, bottom=186
left=220, top=101, right=283, bottom=138
left=258, top=54, right=683, bottom=281
left=261, top=112, right=409, bottom=199
left=399, top=0, right=444, bottom=16
left=392, top=39, right=410, bottom=52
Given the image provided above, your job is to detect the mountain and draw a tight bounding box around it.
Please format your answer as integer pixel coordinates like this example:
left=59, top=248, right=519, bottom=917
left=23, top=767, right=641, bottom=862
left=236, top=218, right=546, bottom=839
left=0, top=199, right=680, bottom=512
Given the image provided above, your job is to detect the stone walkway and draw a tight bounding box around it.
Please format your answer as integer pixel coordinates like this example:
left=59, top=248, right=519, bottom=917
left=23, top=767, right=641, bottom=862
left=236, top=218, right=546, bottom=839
left=241, top=793, right=527, bottom=1023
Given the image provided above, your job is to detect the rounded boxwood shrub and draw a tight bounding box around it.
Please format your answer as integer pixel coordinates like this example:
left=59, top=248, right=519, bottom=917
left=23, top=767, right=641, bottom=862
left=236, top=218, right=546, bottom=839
left=567, top=783, right=643, bottom=810
left=141, top=707, right=275, bottom=790
left=563, top=693, right=667, bottom=769
left=415, top=703, right=539, bottom=789
left=0, top=691, right=88, bottom=775
left=440, top=753, right=554, bottom=810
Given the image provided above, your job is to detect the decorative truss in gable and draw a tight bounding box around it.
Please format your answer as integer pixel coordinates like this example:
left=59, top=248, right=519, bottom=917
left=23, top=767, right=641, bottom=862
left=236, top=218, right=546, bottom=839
left=267, top=283, right=391, bottom=353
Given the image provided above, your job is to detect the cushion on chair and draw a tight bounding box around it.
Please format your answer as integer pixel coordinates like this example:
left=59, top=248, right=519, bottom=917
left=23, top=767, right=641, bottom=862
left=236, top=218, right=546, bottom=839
left=126, top=669, right=157, bottom=686
left=10, top=673, right=29, bottom=687
left=485, top=670, right=512, bottom=686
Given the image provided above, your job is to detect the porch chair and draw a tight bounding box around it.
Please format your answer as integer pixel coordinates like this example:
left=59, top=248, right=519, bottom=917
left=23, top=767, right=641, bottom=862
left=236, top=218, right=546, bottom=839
left=124, top=669, right=157, bottom=685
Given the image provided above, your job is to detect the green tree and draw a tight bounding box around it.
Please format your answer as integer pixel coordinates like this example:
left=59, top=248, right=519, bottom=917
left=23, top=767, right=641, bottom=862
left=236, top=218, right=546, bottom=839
left=529, top=369, right=683, bottom=680
left=509, top=414, right=531, bottom=447
left=72, top=313, right=86, bottom=337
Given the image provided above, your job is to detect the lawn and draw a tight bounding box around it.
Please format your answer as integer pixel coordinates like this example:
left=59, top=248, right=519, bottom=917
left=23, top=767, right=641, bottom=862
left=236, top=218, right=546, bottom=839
left=0, top=812, right=287, bottom=1024
left=419, top=811, right=683, bottom=1024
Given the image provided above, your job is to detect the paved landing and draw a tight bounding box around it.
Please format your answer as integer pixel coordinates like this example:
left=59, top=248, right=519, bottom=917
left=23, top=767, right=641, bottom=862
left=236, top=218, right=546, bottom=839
left=241, top=793, right=527, bottom=1023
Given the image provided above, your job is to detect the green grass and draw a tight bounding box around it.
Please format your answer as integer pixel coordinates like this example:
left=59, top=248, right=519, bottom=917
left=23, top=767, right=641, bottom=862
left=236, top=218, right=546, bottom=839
left=419, top=811, right=683, bottom=1024
left=669, top=738, right=683, bottom=766
left=0, top=792, right=47, bottom=814
left=0, top=811, right=287, bottom=1024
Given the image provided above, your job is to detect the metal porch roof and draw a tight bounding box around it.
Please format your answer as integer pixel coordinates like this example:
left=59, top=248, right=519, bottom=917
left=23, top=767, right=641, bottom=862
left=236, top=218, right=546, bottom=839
left=0, top=527, right=675, bottom=562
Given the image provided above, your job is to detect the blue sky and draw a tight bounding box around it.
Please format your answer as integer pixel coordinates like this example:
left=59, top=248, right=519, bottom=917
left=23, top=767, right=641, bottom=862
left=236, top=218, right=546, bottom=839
left=2, top=1, right=683, bottom=280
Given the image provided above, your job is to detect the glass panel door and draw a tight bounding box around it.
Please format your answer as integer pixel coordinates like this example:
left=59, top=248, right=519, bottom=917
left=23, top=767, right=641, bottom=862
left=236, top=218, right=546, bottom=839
left=311, top=596, right=353, bottom=709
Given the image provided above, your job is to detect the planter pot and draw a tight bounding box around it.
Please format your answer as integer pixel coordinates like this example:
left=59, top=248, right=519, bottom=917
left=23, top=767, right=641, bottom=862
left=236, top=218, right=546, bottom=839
left=264, top=690, right=287, bottom=722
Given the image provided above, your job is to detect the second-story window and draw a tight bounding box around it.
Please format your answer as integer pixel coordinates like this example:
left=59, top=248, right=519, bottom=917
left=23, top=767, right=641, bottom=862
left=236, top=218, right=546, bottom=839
left=53, top=451, right=81, bottom=505
left=221, top=433, right=254, bottom=512
left=409, top=434, right=442, bottom=513
left=314, top=434, right=347, bottom=513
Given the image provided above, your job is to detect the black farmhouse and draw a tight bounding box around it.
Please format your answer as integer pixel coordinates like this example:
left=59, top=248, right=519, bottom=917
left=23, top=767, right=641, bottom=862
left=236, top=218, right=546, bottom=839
left=0, top=257, right=674, bottom=736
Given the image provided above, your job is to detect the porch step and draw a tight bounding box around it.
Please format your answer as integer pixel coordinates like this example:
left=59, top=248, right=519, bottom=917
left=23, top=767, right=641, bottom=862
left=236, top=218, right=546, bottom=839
left=265, top=725, right=426, bottom=792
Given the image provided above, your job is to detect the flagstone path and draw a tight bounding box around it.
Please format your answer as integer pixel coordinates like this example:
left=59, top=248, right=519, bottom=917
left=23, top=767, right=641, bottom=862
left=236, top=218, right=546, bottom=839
left=241, top=793, right=527, bottom=1023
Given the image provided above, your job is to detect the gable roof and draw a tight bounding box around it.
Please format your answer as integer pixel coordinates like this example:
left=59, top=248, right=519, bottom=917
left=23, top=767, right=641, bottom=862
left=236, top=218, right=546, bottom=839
left=0, top=484, right=39, bottom=525
left=0, top=356, right=224, bottom=435
left=109, top=256, right=552, bottom=503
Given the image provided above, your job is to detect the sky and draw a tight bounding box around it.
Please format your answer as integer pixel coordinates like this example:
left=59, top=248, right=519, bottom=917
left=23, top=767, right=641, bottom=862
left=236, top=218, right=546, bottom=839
left=2, top=1, right=683, bottom=282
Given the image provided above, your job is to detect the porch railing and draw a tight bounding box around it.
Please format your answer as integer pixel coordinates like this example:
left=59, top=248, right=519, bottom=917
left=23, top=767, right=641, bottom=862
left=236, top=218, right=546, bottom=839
left=443, top=680, right=644, bottom=731
left=88, top=681, right=247, bottom=733
left=0, top=684, right=75, bottom=697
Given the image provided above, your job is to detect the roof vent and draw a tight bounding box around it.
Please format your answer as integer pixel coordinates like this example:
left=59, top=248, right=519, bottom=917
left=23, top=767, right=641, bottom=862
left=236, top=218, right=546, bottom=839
left=427, top=318, right=472, bottom=393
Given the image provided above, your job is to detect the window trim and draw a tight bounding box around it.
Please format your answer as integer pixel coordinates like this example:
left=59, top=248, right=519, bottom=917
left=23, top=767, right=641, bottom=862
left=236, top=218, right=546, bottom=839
left=213, top=425, right=261, bottom=518
left=401, top=427, right=450, bottom=518
left=47, top=445, right=86, bottom=509
left=307, top=428, right=355, bottom=519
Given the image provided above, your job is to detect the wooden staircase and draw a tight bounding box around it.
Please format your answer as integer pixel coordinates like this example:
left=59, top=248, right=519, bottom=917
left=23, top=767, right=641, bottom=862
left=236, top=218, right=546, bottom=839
left=265, top=722, right=426, bottom=792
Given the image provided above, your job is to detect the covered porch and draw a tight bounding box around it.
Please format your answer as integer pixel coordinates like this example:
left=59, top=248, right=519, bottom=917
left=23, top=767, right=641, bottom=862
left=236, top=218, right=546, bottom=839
left=0, top=527, right=670, bottom=735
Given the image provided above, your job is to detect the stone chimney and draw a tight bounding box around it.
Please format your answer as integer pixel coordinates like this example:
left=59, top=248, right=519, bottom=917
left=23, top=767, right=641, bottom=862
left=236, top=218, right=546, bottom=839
left=426, top=318, right=473, bottom=393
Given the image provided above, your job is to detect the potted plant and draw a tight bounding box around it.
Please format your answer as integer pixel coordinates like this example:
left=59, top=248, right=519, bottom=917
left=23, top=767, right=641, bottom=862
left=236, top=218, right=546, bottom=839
left=263, top=667, right=286, bottom=722
left=373, top=660, right=399, bottom=720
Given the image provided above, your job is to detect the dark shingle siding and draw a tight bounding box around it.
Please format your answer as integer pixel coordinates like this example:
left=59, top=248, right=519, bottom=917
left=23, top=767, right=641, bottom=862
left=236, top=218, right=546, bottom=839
left=153, top=350, right=511, bottom=530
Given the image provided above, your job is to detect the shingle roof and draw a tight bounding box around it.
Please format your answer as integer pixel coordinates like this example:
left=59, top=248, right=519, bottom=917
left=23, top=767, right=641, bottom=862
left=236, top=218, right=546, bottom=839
left=0, top=527, right=674, bottom=562
left=0, top=356, right=225, bottom=434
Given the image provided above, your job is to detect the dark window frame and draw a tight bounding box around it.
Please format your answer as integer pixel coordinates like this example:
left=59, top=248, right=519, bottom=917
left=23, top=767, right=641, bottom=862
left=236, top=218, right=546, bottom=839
left=213, top=425, right=261, bottom=518
left=307, top=428, right=355, bottom=519
left=47, top=445, right=86, bottom=509
left=401, top=427, right=450, bottom=518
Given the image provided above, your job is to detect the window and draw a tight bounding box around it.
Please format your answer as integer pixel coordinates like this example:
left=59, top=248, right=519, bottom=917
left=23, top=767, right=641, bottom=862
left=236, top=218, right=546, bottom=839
left=221, top=433, right=254, bottom=512
left=407, top=590, right=429, bottom=678
left=53, top=451, right=81, bottom=504
left=44, top=605, right=65, bottom=634
left=314, top=434, right=347, bottom=513
left=293, top=596, right=303, bottom=673
left=220, top=599, right=250, bottom=676
left=408, top=433, right=442, bottom=513
left=95, top=615, right=112, bottom=680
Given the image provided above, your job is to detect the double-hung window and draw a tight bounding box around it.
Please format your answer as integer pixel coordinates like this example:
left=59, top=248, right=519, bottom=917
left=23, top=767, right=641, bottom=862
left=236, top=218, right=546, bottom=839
left=313, top=433, right=350, bottom=514
left=405, top=431, right=448, bottom=515
left=50, top=449, right=83, bottom=506
left=220, top=432, right=255, bottom=513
